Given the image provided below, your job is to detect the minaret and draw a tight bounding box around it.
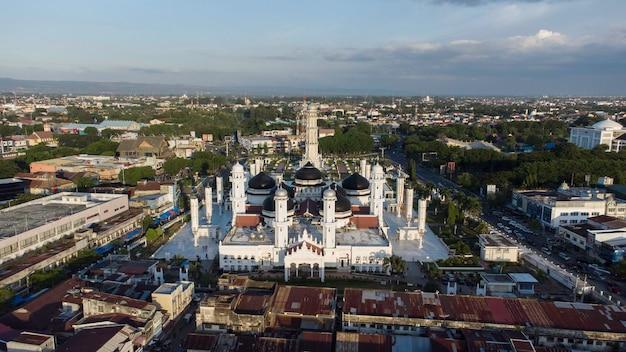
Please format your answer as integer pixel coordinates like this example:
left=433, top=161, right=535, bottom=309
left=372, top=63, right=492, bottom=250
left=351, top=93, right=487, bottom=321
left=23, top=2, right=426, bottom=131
left=405, top=187, right=414, bottom=225
left=360, top=159, right=367, bottom=176
left=369, top=163, right=385, bottom=224
left=417, top=199, right=427, bottom=232
left=303, top=104, right=321, bottom=168
left=396, top=174, right=405, bottom=217
left=273, top=188, right=289, bottom=248
left=322, top=188, right=337, bottom=249
left=216, top=176, right=224, bottom=205
left=205, top=186, right=213, bottom=224
left=230, top=162, right=247, bottom=218
left=190, top=195, right=199, bottom=235
left=417, top=198, right=427, bottom=248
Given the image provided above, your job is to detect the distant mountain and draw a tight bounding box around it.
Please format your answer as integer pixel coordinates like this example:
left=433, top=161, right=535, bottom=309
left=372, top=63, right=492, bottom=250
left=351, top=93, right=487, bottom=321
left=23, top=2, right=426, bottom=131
left=0, top=77, right=412, bottom=96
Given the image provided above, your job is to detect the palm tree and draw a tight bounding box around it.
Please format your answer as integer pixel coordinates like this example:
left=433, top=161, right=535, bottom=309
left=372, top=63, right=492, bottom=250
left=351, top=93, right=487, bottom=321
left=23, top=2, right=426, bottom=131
left=383, top=255, right=407, bottom=275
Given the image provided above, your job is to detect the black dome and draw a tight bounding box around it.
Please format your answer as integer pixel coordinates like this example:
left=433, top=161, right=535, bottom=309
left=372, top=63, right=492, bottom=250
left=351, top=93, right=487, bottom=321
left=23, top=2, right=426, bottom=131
left=248, top=172, right=276, bottom=190
left=342, top=172, right=369, bottom=190
left=321, top=183, right=348, bottom=198
left=262, top=195, right=295, bottom=212
left=321, top=194, right=352, bottom=213
left=295, top=162, right=322, bottom=181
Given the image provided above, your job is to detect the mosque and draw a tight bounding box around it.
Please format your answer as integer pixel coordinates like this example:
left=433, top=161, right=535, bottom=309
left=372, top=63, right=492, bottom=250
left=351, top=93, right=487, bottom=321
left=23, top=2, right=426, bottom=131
left=187, top=104, right=430, bottom=282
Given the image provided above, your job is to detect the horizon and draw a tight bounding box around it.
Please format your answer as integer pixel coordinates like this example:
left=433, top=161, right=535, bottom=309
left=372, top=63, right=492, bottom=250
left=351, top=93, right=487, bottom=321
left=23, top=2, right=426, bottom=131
left=2, top=0, right=626, bottom=96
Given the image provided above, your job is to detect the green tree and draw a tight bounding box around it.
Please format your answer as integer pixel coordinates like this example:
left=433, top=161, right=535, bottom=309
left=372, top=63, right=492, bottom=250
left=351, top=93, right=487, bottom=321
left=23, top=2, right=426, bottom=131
left=76, top=177, right=97, bottom=191
left=163, top=157, right=191, bottom=177
left=382, top=255, right=407, bottom=274
left=80, top=139, right=119, bottom=155
left=119, top=166, right=155, bottom=186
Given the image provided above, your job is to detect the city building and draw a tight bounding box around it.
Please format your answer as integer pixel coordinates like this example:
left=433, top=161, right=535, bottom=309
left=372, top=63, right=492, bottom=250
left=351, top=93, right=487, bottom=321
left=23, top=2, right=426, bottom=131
left=0, top=192, right=129, bottom=264
left=116, top=136, right=170, bottom=158
left=342, top=288, right=626, bottom=350
left=512, top=183, right=626, bottom=229
left=151, top=281, right=195, bottom=323
left=478, top=233, right=520, bottom=262
left=569, top=118, right=626, bottom=152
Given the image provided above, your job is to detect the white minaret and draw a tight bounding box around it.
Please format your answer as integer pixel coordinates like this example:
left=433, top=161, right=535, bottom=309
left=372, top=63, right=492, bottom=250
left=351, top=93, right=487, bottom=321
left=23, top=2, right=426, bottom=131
left=273, top=188, right=289, bottom=248
left=216, top=176, right=224, bottom=205
left=205, top=186, right=213, bottom=224
left=360, top=159, right=367, bottom=176
left=369, top=163, right=385, bottom=224
left=190, top=195, right=199, bottom=235
left=322, top=188, right=337, bottom=249
left=230, top=162, right=247, bottom=218
left=417, top=199, right=427, bottom=232
left=255, top=159, right=263, bottom=176
left=396, top=174, right=405, bottom=217
left=405, top=187, right=414, bottom=225
left=364, top=162, right=371, bottom=180
left=303, top=104, right=322, bottom=168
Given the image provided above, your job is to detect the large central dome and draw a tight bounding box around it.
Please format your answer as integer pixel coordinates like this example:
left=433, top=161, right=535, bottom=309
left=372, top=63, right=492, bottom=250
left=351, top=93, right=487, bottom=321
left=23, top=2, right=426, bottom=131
left=248, top=172, right=276, bottom=190
left=295, top=162, right=322, bottom=180
left=342, top=172, right=369, bottom=190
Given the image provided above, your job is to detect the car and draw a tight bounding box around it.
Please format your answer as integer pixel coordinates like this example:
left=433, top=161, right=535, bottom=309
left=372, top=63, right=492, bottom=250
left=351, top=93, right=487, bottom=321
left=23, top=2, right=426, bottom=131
left=558, top=252, right=571, bottom=261
left=608, top=285, right=623, bottom=295
left=527, top=240, right=537, bottom=246
left=541, top=247, right=552, bottom=255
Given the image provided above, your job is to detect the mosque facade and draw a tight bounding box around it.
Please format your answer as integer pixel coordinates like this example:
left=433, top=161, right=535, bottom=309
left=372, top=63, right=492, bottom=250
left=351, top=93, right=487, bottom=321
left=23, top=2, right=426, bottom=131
left=190, top=104, right=427, bottom=282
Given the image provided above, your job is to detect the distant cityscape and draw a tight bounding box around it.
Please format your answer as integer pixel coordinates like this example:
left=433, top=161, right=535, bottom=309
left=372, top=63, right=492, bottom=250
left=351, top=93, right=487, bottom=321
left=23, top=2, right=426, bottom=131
left=0, top=90, right=625, bottom=352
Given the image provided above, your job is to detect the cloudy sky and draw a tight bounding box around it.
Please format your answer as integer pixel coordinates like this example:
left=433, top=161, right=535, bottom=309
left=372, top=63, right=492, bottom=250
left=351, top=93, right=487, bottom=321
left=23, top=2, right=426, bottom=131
left=2, top=0, right=625, bottom=95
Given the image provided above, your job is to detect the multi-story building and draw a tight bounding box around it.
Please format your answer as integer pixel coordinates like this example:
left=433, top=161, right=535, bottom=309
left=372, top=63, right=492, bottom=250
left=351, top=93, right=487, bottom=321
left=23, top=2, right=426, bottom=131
left=342, top=288, right=626, bottom=351
left=512, top=183, right=626, bottom=230
left=0, top=192, right=129, bottom=264
left=569, top=118, right=626, bottom=152
left=151, top=281, right=195, bottom=323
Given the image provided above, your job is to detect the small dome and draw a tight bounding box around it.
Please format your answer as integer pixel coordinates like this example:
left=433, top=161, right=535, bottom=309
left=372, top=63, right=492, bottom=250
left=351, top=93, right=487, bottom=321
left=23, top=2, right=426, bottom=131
left=323, top=188, right=336, bottom=199
left=275, top=188, right=289, bottom=198
left=592, top=119, right=624, bottom=131
left=295, top=162, right=323, bottom=181
left=372, top=163, right=384, bottom=174
left=321, top=183, right=348, bottom=198
left=342, top=172, right=370, bottom=190
left=262, top=194, right=295, bottom=212
left=248, top=172, right=276, bottom=190
left=232, top=162, right=244, bottom=173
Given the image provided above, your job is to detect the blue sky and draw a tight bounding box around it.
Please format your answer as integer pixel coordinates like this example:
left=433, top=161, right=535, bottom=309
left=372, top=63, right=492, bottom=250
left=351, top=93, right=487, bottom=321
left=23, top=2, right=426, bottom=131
left=1, top=0, right=625, bottom=95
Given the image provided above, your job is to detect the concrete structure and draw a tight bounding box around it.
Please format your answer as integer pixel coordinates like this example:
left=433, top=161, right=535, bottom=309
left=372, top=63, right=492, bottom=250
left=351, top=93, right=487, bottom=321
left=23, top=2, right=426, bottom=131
left=342, top=288, right=626, bottom=350
left=302, top=103, right=323, bottom=169
left=151, top=281, right=195, bottom=323
left=512, top=184, right=626, bottom=229
left=569, top=118, right=626, bottom=152
left=29, top=154, right=159, bottom=181
left=479, top=233, right=520, bottom=262
left=0, top=192, right=129, bottom=264
left=6, top=332, right=55, bottom=352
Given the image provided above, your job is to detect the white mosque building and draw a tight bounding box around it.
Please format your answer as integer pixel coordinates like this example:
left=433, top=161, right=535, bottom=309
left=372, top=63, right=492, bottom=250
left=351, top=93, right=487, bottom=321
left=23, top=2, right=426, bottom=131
left=569, top=118, right=626, bottom=152
left=184, top=103, right=433, bottom=282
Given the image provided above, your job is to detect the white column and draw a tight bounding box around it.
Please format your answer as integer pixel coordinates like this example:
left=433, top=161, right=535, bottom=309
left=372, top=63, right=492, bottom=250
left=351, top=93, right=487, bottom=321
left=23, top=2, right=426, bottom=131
left=273, top=189, right=289, bottom=248
left=322, top=189, right=337, bottom=249
left=405, top=188, right=414, bottom=225
left=216, top=176, right=223, bottom=205
left=205, top=186, right=213, bottom=224
left=417, top=199, right=427, bottom=232
left=320, top=266, right=325, bottom=283
left=284, top=267, right=289, bottom=282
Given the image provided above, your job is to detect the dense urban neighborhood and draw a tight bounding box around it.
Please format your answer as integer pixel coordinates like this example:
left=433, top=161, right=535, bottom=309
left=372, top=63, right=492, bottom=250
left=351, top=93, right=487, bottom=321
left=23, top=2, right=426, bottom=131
left=1, top=93, right=626, bottom=352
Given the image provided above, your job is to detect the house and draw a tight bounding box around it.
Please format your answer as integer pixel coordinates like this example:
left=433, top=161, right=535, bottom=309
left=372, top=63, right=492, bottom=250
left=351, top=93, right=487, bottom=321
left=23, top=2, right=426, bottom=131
left=56, top=325, right=139, bottom=352
left=6, top=332, right=56, bottom=352
left=26, top=131, right=55, bottom=147
left=116, top=136, right=170, bottom=158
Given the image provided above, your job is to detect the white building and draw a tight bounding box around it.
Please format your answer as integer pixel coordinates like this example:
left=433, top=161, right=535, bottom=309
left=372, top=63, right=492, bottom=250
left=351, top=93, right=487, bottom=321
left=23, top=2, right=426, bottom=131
left=211, top=104, right=395, bottom=282
left=512, top=183, right=626, bottom=229
left=479, top=234, right=519, bottom=262
left=0, top=192, right=129, bottom=264
left=569, top=118, right=626, bottom=152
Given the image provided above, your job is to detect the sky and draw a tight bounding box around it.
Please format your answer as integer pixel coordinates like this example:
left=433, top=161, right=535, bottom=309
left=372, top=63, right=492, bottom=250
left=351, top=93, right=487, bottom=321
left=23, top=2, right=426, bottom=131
left=1, top=0, right=626, bottom=96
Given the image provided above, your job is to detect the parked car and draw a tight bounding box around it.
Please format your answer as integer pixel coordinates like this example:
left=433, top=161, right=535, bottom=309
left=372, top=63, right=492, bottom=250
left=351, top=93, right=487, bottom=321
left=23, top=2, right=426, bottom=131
left=608, top=285, right=623, bottom=295
left=541, top=247, right=552, bottom=255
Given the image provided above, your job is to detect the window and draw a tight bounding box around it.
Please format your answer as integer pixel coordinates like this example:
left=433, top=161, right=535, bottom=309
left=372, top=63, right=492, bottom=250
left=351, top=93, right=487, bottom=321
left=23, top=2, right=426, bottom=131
left=581, top=212, right=589, bottom=216
left=559, top=220, right=568, bottom=224
left=570, top=220, right=578, bottom=224
left=592, top=212, right=600, bottom=216
left=561, top=212, right=569, bottom=216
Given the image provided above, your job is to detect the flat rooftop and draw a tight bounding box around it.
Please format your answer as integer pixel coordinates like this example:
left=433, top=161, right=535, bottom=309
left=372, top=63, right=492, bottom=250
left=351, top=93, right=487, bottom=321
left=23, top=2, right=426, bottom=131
left=481, top=234, right=517, bottom=247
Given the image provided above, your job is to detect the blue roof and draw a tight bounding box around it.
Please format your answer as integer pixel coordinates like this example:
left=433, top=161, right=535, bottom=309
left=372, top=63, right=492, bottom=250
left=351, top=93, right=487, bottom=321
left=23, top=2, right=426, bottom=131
left=124, top=228, right=142, bottom=241
left=99, top=120, right=136, bottom=128
left=160, top=209, right=177, bottom=220
left=95, top=243, right=115, bottom=255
